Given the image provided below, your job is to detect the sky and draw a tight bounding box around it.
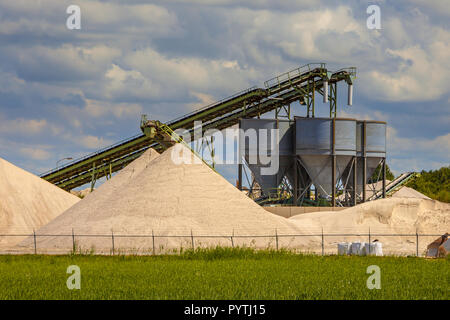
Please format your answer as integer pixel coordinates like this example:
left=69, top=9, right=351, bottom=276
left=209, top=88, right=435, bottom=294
left=0, top=0, right=448, bottom=187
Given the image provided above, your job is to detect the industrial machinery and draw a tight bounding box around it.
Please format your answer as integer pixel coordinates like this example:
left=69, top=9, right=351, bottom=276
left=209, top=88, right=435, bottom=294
left=239, top=116, right=388, bottom=207
left=40, top=63, right=356, bottom=191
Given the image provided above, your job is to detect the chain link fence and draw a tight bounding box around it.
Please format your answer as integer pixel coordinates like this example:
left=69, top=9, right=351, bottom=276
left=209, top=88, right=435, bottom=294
left=0, top=230, right=443, bottom=256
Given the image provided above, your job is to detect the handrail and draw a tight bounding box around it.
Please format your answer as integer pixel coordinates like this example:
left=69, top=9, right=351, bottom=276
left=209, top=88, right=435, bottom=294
left=369, top=172, right=417, bottom=200
left=40, top=133, right=145, bottom=177
left=264, top=63, right=326, bottom=89
left=40, top=64, right=356, bottom=180
left=167, top=86, right=259, bottom=125
left=41, top=86, right=259, bottom=177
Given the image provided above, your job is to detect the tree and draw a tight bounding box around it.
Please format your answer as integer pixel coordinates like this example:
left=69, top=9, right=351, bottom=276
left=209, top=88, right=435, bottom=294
left=369, top=163, right=395, bottom=183
left=407, top=166, right=450, bottom=203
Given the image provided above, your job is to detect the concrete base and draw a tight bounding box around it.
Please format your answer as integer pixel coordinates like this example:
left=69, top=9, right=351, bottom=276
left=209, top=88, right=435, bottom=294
left=263, top=206, right=346, bottom=218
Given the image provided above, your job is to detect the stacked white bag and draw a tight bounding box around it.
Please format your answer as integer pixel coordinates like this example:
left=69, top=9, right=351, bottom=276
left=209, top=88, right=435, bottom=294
left=338, top=242, right=351, bottom=255
left=337, top=241, right=383, bottom=256
left=350, top=241, right=364, bottom=255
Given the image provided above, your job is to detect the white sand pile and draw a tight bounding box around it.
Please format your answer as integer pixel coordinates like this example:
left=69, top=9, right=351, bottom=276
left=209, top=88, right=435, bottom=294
left=0, top=158, right=80, bottom=248
left=20, top=145, right=300, bottom=254
left=365, top=179, right=430, bottom=199
left=289, top=197, right=449, bottom=255
left=391, top=186, right=430, bottom=199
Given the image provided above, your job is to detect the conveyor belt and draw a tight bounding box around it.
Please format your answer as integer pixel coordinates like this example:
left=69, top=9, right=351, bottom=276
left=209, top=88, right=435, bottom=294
left=41, top=63, right=356, bottom=190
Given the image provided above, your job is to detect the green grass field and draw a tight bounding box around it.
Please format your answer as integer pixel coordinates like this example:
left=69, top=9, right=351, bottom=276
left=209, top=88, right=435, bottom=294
left=0, top=248, right=448, bottom=300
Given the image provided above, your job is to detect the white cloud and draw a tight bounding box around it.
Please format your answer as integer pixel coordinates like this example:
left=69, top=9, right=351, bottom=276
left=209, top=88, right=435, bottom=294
left=5, top=44, right=121, bottom=82
left=0, top=1, right=448, bottom=179
left=365, top=42, right=450, bottom=101
left=19, top=147, right=51, bottom=160
left=123, top=48, right=259, bottom=97
left=77, top=135, right=113, bottom=149
left=0, top=116, right=47, bottom=135
left=387, top=127, right=450, bottom=173
left=187, top=91, right=216, bottom=111
left=103, top=64, right=161, bottom=100
left=84, top=99, right=143, bottom=119
left=0, top=0, right=179, bottom=38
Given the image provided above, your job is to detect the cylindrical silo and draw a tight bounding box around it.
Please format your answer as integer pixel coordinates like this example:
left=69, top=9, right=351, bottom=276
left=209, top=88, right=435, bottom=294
left=344, top=120, right=386, bottom=198
left=239, top=119, right=294, bottom=196
left=295, top=117, right=356, bottom=199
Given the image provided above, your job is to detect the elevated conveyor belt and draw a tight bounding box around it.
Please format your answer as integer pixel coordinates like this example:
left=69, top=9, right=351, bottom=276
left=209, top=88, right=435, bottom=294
left=369, top=172, right=418, bottom=200
left=41, top=63, right=356, bottom=190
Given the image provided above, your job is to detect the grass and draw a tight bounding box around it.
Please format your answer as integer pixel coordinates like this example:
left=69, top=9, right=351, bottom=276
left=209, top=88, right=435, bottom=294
left=0, top=247, right=448, bottom=300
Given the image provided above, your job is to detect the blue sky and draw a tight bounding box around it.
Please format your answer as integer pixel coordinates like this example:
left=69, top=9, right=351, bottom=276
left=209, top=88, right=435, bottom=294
left=0, top=0, right=448, bottom=187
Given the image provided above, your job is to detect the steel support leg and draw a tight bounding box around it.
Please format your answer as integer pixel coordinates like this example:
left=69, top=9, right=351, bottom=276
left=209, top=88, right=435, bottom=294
left=382, top=158, right=386, bottom=198
left=331, top=155, right=336, bottom=207
left=362, top=122, right=367, bottom=203
left=294, top=159, right=298, bottom=206
left=353, top=156, right=357, bottom=206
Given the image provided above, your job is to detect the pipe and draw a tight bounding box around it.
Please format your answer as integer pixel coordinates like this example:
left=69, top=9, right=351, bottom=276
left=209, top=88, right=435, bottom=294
left=347, top=83, right=353, bottom=106
left=323, top=80, right=328, bottom=103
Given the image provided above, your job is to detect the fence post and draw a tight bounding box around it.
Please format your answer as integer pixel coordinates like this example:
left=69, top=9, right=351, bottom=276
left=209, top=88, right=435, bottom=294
left=33, top=229, right=37, bottom=255
left=191, top=229, right=194, bottom=250
left=72, top=228, right=75, bottom=253
left=152, top=229, right=155, bottom=255
left=275, top=229, right=279, bottom=251
left=368, top=227, right=371, bottom=255
left=231, top=229, right=234, bottom=248
left=321, top=228, right=324, bottom=256
left=111, top=231, right=115, bottom=256
left=416, top=229, right=419, bottom=257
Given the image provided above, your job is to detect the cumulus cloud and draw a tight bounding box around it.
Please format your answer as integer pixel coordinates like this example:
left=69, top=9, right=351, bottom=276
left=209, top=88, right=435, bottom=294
left=0, top=0, right=448, bottom=179
left=76, top=135, right=113, bottom=149
left=123, top=48, right=258, bottom=97
left=365, top=42, right=450, bottom=101
left=0, top=116, right=48, bottom=135
left=83, top=99, right=143, bottom=119
left=387, top=127, right=450, bottom=174
left=19, top=147, right=52, bottom=161
left=4, top=44, right=121, bottom=82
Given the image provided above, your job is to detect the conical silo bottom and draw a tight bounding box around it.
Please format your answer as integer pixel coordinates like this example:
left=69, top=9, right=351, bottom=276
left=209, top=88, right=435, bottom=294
left=299, top=155, right=353, bottom=198
left=342, top=157, right=383, bottom=195
left=247, top=163, right=278, bottom=196
left=245, top=156, right=294, bottom=196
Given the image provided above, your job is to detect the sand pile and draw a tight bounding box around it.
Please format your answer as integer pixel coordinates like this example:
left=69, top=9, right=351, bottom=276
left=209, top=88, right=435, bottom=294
left=0, top=158, right=80, bottom=248
left=391, top=186, right=430, bottom=199
left=289, top=197, right=449, bottom=255
left=20, top=145, right=300, bottom=254
left=364, top=179, right=430, bottom=200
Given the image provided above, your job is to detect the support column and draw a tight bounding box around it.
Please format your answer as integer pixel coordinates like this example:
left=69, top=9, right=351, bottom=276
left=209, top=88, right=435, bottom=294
left=382, top=158, right=386, bottom=198
left=331, top=155, right=336, bottom=207
left=331, top=118, right=336, bottom=207
left=353, top=156, right=357, bottom=206
left=90, top=162, right=97, bottom=192
left=211, top=135, right=215, bottom=169
left=238, top=119, right=242, bottom=191
left=329, top=82, right=337, bottom=118
left=293, top=160, right=298, bottom=206
left=362, top=122, right=367, bottom=203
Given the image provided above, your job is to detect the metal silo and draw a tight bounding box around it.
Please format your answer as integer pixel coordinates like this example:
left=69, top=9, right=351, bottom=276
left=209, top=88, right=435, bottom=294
left=294, top=117, right=357, bottom=205
left=341, top=120, right=387, bottom=203
left=239, top=119, right=294, bottom=196
left=358, top=120, right=387, bottom=200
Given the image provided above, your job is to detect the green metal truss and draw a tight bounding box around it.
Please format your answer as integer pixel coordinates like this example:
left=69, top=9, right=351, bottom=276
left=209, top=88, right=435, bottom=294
left=41, top=63, right=356, bottom=190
